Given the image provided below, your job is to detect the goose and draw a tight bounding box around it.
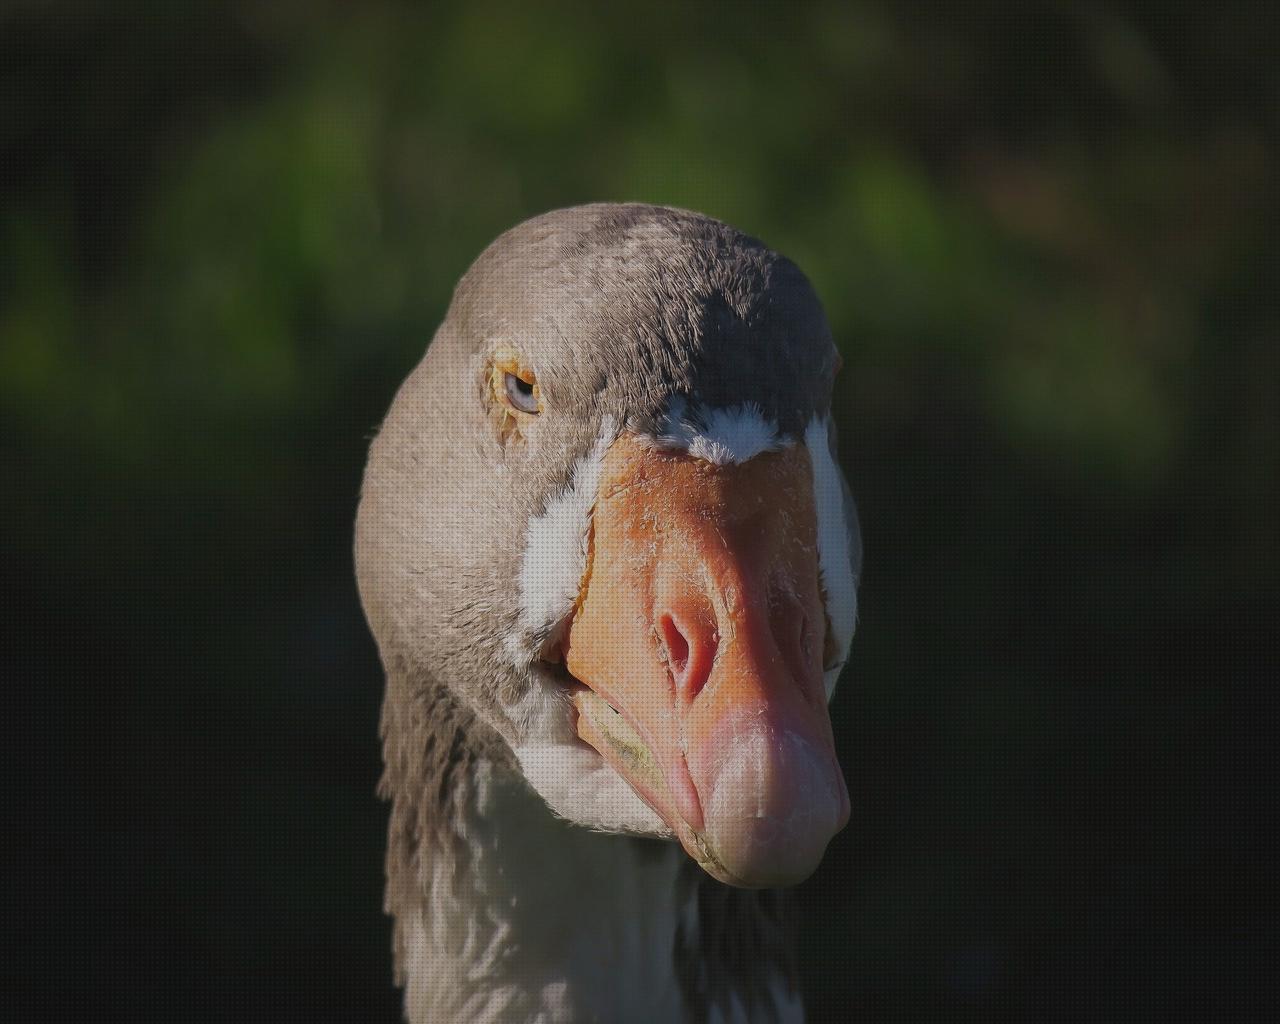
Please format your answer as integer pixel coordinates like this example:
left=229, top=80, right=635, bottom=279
left=354, top=202, right=862, bottom=1023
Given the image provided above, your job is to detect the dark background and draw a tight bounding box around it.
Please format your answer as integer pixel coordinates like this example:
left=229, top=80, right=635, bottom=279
left=4, top=1, right=1277, bottom=1020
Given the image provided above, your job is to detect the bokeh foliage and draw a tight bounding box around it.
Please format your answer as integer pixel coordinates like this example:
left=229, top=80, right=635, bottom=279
left=5, top=1, right=1276, bottom=1020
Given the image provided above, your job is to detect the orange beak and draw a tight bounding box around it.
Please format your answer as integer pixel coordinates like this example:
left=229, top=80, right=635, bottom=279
left=563, top=433, right=849, bottom=888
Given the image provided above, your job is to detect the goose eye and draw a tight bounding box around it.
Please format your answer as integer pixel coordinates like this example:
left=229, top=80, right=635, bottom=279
left=504, top=371, right=540, bottom=414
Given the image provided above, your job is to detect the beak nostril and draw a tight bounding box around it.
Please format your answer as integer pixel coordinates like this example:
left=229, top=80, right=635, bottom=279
left=770, top=587, right=824, bottom=701
left=660, top=611, right=715, bottom=702
left=660, top=614, right=690, bottom=678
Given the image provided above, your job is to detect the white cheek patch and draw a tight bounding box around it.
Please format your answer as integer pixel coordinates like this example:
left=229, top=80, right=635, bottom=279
left=641, top=399, right=791, bottom=465
left=508, top=415, right=674, bottom=836
left=508, top=417, right=619, bottom=664
left=805, top=416, right=859, bottom=697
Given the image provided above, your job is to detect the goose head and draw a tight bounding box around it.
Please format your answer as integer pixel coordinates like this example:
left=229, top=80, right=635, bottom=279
left=356, top=203, right=861, bottom=889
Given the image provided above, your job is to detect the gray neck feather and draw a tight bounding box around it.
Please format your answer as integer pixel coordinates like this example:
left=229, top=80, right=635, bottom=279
left=378, top=667, right=802, bottom=1023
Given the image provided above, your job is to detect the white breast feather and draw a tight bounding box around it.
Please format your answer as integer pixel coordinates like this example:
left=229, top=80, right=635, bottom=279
left=404, top=762, right=688, bottom=1023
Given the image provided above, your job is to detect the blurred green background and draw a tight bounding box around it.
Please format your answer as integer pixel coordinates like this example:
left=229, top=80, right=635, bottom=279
left=4, top=1, right=1276, bottom=1019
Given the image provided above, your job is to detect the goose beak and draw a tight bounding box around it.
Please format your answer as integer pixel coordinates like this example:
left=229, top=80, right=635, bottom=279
left=563, top=432, right=850, bottom=888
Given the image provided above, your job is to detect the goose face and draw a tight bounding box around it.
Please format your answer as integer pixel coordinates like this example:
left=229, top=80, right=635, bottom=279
left=356, top=204, right=861, bottom=889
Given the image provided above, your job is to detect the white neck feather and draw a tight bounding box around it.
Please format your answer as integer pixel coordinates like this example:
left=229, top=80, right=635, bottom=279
left=401, top=760, right=692, bottom=1024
